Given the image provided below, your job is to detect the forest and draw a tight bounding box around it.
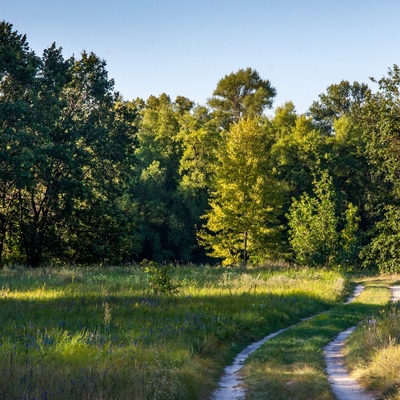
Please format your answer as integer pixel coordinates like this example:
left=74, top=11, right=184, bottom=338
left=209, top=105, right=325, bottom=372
left=2, top=20, right=400, bottom=271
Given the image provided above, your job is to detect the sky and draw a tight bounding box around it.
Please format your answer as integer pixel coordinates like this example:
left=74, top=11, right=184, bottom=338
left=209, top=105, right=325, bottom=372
left=2, top=0, right=400, bottom=115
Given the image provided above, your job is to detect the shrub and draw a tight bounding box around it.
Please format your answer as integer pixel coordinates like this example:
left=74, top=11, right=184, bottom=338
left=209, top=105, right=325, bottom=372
left=143, top=261, right=180, bottom=295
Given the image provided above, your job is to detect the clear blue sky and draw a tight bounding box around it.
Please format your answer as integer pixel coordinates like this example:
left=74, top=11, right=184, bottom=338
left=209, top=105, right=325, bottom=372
left=2, top=0, right=400, bottom=114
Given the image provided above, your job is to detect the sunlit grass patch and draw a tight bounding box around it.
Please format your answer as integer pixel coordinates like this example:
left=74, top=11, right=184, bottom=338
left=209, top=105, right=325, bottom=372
left=4, top=286, right=65, bottom=301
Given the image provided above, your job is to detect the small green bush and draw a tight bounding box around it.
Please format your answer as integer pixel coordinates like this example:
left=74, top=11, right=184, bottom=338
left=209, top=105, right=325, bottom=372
left=143, top=261, right=180, bottom=295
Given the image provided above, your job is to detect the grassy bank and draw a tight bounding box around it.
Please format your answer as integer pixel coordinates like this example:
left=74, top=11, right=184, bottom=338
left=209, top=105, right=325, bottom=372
left=0, top=263, right=345, bottom=399
left=241, top=278, right=392, bottom=400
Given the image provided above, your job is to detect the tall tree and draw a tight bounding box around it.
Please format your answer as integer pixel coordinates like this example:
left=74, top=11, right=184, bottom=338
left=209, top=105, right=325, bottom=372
left=50, top=52, right=138, bottom=265
left=271, top=106, right=325, bottom=200
left=308, top=81, right=371, bottom=240
left=325, top=116, right=372, bottom=233
left=178, top=105, right=220, bottom=261
left=64, top=95, right=139, bottom=265
left=199, top=118, right=284, bottom=266
left=308, top=80, right=370, bottom=134
left=208, top=68, right=276, bottom=129
left=135, top=94, right=195, bottom=262
left=0, top=21, right=40, bottom=264
left=358, top=65, right=400, bottom=272
left=1, top=24, right=138, bottom=266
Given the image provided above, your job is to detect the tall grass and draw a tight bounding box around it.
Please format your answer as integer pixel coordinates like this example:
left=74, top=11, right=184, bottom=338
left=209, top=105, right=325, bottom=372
left=0, top=263, right=346, bottom=399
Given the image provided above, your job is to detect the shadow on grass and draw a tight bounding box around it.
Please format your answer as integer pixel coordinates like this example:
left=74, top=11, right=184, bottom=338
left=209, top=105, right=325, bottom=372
left=0, top=290, right=340, bottom=400
left=0, top=289, right=335, bottom=341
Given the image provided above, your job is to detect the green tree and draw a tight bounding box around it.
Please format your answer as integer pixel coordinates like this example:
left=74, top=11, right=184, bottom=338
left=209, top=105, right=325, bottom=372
left=358, top=65, right=400, bottom=272
left=0, top=21, right=40, bottom=264
left=177, top=105, right=220, bottom=261
left=1, top=23, right=139, bottom=266
left=36, top=51, right=136, bottom=265
left=64, top=96, right=139, bottom=265
left=308, top=80, right=370, bottom=134
left=271, top=105, right=325, bottom=199
left=199, top=118, right=284, bottom=266
left=208, top=68, right=276, bottom=129
left=326, top=116, right=372, bottom=233
left=288, top=171, right=361, bottom=267
left=288, top=172, right=339, bottom=267
left=135, top=94, right=196, bottom=262
left=361, top=206, right=400, bottom=273
left=307, top=82, right=372, bottom=234
left=53, top=54, right=138, bottom=265
left=361, top=65, right=400, bottom=198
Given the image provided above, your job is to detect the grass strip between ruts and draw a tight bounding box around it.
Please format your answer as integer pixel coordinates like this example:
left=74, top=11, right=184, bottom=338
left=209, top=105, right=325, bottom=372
left=241, top=280, right=392, bottom=400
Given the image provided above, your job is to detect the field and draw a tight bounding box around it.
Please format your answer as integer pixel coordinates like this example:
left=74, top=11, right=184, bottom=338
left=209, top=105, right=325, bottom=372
left=0, top=263, right=346, bottom=399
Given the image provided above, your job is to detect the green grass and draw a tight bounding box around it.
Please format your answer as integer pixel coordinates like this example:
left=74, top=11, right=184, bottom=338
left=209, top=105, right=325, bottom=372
left=241, top=278, right=392, bottom=400
left=0, top=263, right=346, bottom=399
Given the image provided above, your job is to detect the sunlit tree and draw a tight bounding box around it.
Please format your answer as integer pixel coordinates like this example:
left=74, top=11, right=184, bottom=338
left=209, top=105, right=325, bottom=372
left=199, top=118, right=284, bottom=266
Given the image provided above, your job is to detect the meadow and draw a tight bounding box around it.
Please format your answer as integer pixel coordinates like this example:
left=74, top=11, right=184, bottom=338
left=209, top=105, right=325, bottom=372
left=0, top=263, right=346, bottom=399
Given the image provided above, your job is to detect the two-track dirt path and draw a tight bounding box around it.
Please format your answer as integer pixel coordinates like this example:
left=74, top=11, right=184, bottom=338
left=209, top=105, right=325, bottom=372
left=324, top=285, right=400, bottom=400
left=211, top=285, right=364, bottom=400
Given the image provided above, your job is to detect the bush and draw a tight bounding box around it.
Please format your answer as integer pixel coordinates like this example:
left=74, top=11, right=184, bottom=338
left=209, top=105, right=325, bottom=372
left=143, top=261, right=180, bottom=295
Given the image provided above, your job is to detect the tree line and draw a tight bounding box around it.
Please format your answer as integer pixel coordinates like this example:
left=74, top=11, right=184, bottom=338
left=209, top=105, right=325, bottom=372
left=1, top=21, right=400, bottom=272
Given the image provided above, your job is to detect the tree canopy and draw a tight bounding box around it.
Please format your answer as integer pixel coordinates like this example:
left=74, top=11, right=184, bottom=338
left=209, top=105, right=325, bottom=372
left=2, top=20, right=400, bottom=271
left=207, top=67, right=276, bottom=129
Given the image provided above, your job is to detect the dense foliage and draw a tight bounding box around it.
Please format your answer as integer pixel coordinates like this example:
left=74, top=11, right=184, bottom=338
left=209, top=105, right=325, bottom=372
left=1, top=21, right=400, bottom=270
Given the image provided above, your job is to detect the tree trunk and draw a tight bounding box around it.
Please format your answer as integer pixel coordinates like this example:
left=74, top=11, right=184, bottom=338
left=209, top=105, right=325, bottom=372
left=243, top=230, right=248, bottom=267
left=0, top=228, right=5, bottom=267
left=21, top=221, right=43, bottom=268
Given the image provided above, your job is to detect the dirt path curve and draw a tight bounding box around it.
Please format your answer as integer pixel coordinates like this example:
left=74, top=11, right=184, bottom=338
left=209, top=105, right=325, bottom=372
left=324, top=285, right=400, bottom=400
left=211, top=285, right=364, bottom=400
